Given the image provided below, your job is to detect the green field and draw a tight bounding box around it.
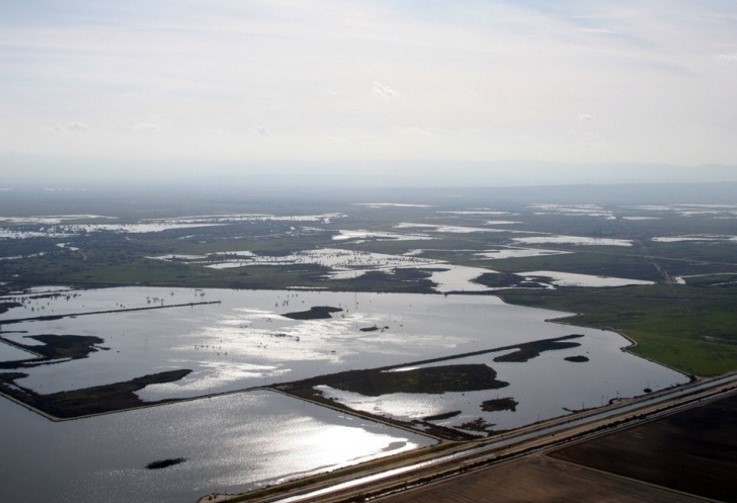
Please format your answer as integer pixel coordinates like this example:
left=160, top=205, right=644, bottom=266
left=500, top=284, right=737, bottom=376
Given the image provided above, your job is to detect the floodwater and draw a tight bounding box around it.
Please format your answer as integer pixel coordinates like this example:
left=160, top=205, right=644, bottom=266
left=332, top=229, right=433, bottom=242
left=0, top=389, right=432, bottom=503
left=317, top=326, right=686, bottom=434
left=0, top=212, right=346, bottom=242
left=395, top=222, right=507, bottom=233
left=513, top=235, right=633, bottom=247
left=424, top=265, right=496, bottom=292
left=519, top=270, right=654, bottom=287
left=0, top=287, right=562, bottom=396
left=0, top=286, right=688, bottom=500
left=1, top=287, right=681, bottom=401
left=0, top=340, right=38, bottom=361
left=473, top=247, right=571, bottom=260
left=652, top=235, right=737, bottom=243
left=197, top=247, right=439, bottom=272
left=627, top=203, right=737, bottom=217
left=528, top=203, right=615, bottom=219
left=355, top=202, right=432, bottom=208
left=149, top=249, right=496, bottom=292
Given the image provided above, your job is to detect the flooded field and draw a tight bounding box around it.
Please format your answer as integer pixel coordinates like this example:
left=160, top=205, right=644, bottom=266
left=473, top=247, right=570, bottom=260
left=286, top=329, right=685, bottom=436
left=626, top=203, right=737, bottom=217
left=517, top=271, right=654, bottom=288
left=0, top=285, right=691, bottom=500
left=0, top=389, right=431, bottom=503
left=652, top=235, right=737, bottom=243
left=1, top=287, right=553, bottom=398
left=512, top=235, right=634, bottom=247
left=0, top=287, right=686, bottom=434
left=0, top=340, right=37, bottom=361
left=2, top=185, right=735, bottom=501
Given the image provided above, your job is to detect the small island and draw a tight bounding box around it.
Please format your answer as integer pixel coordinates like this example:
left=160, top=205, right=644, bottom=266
left=481, top=397, right=518, bottom=412
left=146, top=458, right=186, bottom=470
left=282, top=306, right=343, bottom=320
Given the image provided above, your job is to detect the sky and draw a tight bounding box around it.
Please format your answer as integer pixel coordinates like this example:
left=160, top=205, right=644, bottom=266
left=1, top=0, right=737, bottom=185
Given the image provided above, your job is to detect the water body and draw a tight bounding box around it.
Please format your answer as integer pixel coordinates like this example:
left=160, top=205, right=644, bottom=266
left=318, top=328, right=685, bottom=434
left=0, top=287, right=687, bottom=500
left=0, top=340, right=38, bottom=361
left=1, top=287, right=569, bottom=397
left=652, top=235, right=737, bottom=243
left=0, top=390, right=431, bottom=503
left=473, top=247, right=571, bottom=260
left=1, top=288, right=681, bottom=402
left=424, top=265, right=496, bottom=292
left=519, top=270, right=654, bottom=288
left=513, top=235, right=633, bottom=247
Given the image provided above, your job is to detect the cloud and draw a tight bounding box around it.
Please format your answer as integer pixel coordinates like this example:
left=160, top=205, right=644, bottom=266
left=392, top=126, right=433, bottom=137
left=133, top=122, right=161, bottom=133
left=252, top=124, right=272, bottom=137
left=57, top=122, right=90, bottom=133
left=465, top=88, right=481, bottom=99
left=4, top=1, right=737, bottom=168
left=574, top=28, right=618, bottom=35
left=371, top=81, right=402, bottom=99
left=715, top=52, right=737, bottom=62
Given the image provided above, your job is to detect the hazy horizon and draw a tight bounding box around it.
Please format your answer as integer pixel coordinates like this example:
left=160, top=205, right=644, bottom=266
left=3, top=157, right=737, bottom=189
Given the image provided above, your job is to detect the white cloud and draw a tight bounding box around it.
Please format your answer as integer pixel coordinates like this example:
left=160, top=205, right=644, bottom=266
left=465, top=88, right=481, bottom=99
left=2, top=1, right=737, bottom=170
left=392, top=126, right=433, bottom=137
left=575, top=28, right=618, bottom=35
left=133, top=122, right=161, bottom=133
left=371, top=82, right=402, bottom=100
left=715, top=52, right=737, bottom=62
left=252, top=124, right=272, bottom=137
left=57, top=122, right=90, bottom=133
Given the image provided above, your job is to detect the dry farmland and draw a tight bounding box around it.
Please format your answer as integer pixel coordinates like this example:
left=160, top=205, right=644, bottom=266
left=378, top=392, right=737, bottom=503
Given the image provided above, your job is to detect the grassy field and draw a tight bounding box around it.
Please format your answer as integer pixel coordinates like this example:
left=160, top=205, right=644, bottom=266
left=500, top=284, right=737, bottom=376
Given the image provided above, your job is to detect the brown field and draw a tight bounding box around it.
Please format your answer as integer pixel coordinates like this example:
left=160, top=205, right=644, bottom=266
left=553, top=392, right=737, bottom=502
left=379, top=392, right=737, bottom=503
left=377, top=455, right=704, bottom=503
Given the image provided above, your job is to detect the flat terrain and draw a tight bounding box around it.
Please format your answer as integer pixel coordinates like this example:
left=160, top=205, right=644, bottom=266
left=377, top=392, right=737, bottom=503
left=500, top=285, right=737, bottom=376
left=1, top=184, right=737, bottom=501
left=553, top=392, right=737, bottom=502
left=376, top=455, right=705, bottom=503
left=3, top=185, right=737, bottom=377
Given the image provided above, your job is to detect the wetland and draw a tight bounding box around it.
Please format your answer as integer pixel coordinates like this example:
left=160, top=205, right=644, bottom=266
left=1, top=183, right=736, bottom=501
